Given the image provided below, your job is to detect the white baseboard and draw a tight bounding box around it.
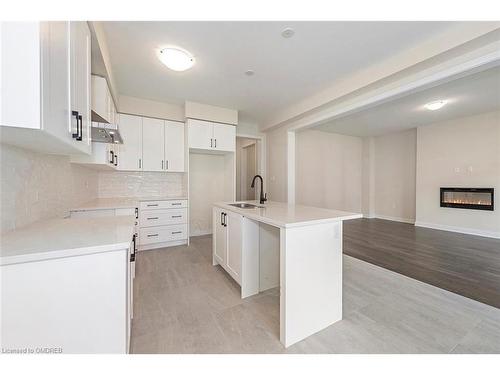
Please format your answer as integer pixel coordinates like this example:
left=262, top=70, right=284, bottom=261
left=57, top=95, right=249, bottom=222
left=363, top=213, right=415, bottom=224
left=189, top=229, right=212, bottom=237
left=414, top=221, right=500, bottom=239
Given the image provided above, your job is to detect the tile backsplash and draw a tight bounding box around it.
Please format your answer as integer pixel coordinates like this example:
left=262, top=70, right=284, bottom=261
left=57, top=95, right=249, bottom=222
left=98, top=171, right=187, bottom=198
left=1, top=144, right=99, bottom=233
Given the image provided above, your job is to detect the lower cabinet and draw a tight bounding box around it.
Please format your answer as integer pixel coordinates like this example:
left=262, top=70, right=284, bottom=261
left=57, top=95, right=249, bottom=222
left=137, top=199, right=188, bottom=250
left=1, top=241, right=134, bottom=353
left=213, top=208, right=242, bottom=285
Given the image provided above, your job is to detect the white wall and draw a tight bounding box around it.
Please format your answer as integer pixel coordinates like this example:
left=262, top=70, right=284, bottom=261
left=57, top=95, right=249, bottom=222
left=416, top=110, right=500, bottom=238
left=0, top=144, right=98, bottom=233
left=118, top=95, right=184, bottom=121
left=189, top=153, right=227, bottom=236
left=266, top=126, right=288, bottom=203
left=295, top=130, right=363, bottom=212
left=372, top=129, right=417, bottom=223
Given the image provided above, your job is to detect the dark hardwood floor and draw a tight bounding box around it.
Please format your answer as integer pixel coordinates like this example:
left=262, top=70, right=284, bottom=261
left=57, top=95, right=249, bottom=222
left=343, top=218, right=500, bottom=308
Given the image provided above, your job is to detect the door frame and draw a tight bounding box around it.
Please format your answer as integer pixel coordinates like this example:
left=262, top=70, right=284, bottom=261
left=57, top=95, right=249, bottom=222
left=236, top=133, right=266, bottom=201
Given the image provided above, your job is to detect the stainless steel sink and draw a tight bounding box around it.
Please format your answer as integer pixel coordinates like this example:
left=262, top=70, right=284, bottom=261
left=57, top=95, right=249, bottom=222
left=229, top=203, right=262, bottom=209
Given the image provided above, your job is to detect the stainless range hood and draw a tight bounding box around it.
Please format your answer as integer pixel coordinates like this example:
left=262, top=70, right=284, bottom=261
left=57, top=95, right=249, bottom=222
left=91, top=121, right=123, bottom=144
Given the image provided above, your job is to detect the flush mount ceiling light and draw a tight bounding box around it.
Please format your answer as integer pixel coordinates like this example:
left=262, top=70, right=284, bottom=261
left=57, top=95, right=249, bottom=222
left=245, top=70, right=255, bottom=76
left=424, top=100, right=448, bottom=111
left=158, top=47, right=195, bottom=72
left=281, top=27, right=295, bottom=38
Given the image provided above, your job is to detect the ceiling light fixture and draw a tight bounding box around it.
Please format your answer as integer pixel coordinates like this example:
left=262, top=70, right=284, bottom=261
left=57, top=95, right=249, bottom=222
left=424, top=100, right=448, bottom=111
left=158, top=47, right=195, bottom=72
left=245, top=70, right=255, bottom=76
left=281, top=27, right=295, bottom=38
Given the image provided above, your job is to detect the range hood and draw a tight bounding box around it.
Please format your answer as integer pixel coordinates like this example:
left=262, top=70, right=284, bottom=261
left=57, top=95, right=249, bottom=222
left=91, top=121, right=123, bottom=144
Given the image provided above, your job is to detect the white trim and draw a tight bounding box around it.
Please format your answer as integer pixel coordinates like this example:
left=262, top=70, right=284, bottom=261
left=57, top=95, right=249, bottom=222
left=372, top=214, right=415, bottom=224
left=189, top=229, right=212, bottom=237
left=415, top=221, right=500, bottom=239
left=287, top=131, right=296, bottom=204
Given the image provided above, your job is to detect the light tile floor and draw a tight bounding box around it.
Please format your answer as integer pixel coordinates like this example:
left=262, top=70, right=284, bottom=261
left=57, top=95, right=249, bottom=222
left=130, top=235, right=500, bottom=354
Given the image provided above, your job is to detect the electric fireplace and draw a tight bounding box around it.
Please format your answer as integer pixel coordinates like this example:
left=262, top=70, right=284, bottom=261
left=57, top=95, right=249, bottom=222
left=440, top=187, right=494, bottom=211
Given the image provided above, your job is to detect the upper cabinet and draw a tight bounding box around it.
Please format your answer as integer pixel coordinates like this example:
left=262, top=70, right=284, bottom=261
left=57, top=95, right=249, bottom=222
left=187, top=119, right=235, bottom=152
left=164, top=120, right=185, bottom=172
left=116, top=113, right=185, bottom=173
left=142, top=117, right=164, bottom=172
left=0, top=21, right=91, bottom=155
left=117, top=114, right=143, bottom=171
left=91, top=75, right=117, bottom=124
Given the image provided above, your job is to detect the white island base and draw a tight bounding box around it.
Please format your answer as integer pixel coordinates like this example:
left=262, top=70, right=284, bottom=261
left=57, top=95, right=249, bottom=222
left=212, top=201, right=361, bottom=348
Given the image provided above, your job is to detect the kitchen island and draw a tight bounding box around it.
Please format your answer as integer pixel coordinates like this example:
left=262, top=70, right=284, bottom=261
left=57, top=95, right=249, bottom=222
left=213, top=201, right=362, bottom=347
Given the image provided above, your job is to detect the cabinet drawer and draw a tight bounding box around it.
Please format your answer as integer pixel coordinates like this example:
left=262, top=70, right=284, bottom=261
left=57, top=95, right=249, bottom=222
left=139, top=199, right=187, bottom=210
left=139, top=208, right=187, bottom=227
left=139, top=224, right=188, bottom=245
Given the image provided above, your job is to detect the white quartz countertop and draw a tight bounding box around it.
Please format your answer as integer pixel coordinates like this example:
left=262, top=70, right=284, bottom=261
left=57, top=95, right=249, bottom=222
left=214, top=201, right=363, bottom=228
left=71, top=196, right=188, bottom=211
left=0, top=216, right=136, bottom=266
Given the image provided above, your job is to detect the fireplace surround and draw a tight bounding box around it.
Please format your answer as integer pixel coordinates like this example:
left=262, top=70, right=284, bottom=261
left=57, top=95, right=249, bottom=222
left=440, top=187, right=494, bottom=211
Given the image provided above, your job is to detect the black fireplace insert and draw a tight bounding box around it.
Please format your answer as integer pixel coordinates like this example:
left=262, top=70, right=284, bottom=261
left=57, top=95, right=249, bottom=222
left=440, top=187, right=494, bottom=211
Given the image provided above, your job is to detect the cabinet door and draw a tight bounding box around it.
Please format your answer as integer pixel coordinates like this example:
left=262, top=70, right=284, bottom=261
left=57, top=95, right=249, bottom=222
left=213, top=123, right=236, bottom=152
left=69, top=21, right=91, bottom=154
left=188, top=119, right=213, bottom=150
left=214, top=209, right=227, bottom=265
left=164, top=120, right=185, bottom=172
left=117, top=114, right=142, bottom=171
left=0, top=22, right=41, bottom=129
left=226, top=211, right=242, bottom=284
left=42, top=22, right=71, bottom=139
left=142, top=117, right=164, bottom=172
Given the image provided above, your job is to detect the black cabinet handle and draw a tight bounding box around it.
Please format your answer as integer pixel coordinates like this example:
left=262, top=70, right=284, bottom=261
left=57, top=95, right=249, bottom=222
left=171, top=231, right=182, bottom=234
left=166, top=160, right=169, bottom=170
left=210, top=138, right=213, bottom=148
left=76, top=114, right=83, bottom=141
left=222, top=212, right=227, bottom=227
left=147, top=203, right=158, bottom=207
left=147, top=217, right=159, bottom=220
left=71, top=111, right=79, bottom=139
left=214, top=138, right=217, bottom=148
left=114, top=154, right=118, bottom=166
left=221, top=212, right=224, bottom=226
left=171, top=203, right=182, bottom=206
left=131, top=234, right=136, bottom=262
left=134, top=207, right=138, bottom=219
left=171, top=215, right=182, bottom=218
left=147, top=234, right=159, bottom=237
left=109, top=150, right=114, bottom=164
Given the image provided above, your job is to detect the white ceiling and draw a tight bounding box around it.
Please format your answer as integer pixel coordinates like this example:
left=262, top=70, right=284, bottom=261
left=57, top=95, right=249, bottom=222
left=314, top=66, right=500, bottom=137
left=101, top=21, right=457, bottom=125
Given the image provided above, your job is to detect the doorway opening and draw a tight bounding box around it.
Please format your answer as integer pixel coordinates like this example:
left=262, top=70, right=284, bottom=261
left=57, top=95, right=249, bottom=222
left=236, top=136, right=262, bottom=201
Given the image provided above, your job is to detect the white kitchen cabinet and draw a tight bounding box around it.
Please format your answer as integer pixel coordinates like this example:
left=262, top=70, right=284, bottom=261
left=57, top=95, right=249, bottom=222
left=0, top=21, right=91, bottom=155
left=212, top=208, right=243, bottom=284
left=69, top=21, right=92, bottom=155
left=142, top=117, right=165, bottom=172
left=187, top=118, right=235, bottom=152
left=164, top=120, right=185, bottom=172
left=213, top=122, right=236, bottom=152
left=117, top=114, right=143, bottom=171
left=214, top=208, right=228, bottom=266
left=225, top=211, right=242, bottom=284
left=91, top=74, right=118, bottom=125
left=91, top=75, right=110, bottom=122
